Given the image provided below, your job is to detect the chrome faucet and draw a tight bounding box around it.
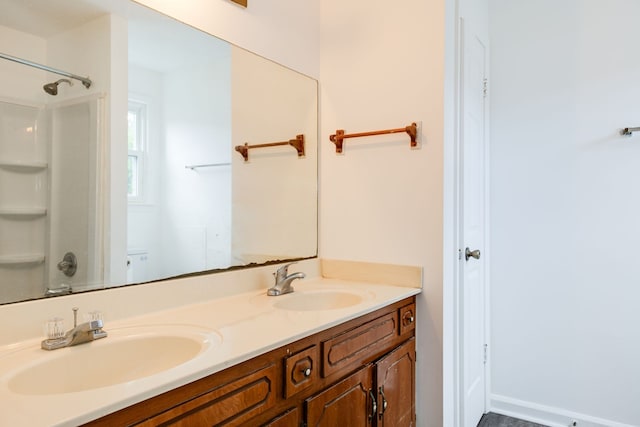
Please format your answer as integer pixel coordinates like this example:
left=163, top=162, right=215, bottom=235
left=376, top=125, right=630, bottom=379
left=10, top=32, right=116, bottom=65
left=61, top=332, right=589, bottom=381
left=267, top=262, right=305, bottom=296
left=41, top=308, right=107, bottom=351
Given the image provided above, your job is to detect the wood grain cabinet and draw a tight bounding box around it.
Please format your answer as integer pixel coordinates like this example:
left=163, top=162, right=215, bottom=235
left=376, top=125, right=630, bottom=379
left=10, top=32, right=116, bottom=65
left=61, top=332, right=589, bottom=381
left=85, top=296, right=416, bottom=427
left=305, top=338, right=415, bottom=427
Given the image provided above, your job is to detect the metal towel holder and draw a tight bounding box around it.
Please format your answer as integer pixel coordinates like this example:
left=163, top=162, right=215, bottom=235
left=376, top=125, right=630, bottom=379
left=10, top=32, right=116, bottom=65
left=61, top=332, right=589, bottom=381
left=621, top=127, right=640, bottom=136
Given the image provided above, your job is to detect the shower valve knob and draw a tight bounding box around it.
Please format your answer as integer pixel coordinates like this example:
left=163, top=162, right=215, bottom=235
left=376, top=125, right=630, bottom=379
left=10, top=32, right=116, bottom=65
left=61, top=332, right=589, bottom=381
left=57, top=252, right=78, bottom=277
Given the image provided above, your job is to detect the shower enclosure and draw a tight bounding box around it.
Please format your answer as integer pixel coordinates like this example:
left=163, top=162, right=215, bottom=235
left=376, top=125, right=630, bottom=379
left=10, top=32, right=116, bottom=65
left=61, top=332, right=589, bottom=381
left=0, top=95, right=105, bottom=303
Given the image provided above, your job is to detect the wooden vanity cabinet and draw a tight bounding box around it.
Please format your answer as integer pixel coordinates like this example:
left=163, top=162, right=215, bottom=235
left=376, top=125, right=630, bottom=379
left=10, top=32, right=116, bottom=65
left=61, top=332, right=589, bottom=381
left=305, top=337, right=415, bottom=427
left=85, top=297, right=416, bottom=427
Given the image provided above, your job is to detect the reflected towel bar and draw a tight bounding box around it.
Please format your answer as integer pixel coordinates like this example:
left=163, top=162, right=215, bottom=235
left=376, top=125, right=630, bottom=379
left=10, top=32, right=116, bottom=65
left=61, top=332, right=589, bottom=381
left=185, top=162, right=231, bottom=170
left=621, top=127, right=640, bottom=136
left=330, top=122, right=418, bottom=153
left=235, top=134, right=305, bottom=162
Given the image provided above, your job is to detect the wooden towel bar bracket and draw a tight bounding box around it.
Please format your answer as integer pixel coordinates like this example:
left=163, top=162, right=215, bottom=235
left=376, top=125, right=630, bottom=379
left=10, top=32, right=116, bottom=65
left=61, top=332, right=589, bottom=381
left=235, top=134, right=305, bottom=162
left=329, top=122, right=418, bottom=153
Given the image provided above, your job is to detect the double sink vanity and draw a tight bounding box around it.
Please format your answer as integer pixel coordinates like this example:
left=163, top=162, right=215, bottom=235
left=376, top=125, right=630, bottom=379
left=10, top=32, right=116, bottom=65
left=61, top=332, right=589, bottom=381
left=0, top=260, right=420, bottom=426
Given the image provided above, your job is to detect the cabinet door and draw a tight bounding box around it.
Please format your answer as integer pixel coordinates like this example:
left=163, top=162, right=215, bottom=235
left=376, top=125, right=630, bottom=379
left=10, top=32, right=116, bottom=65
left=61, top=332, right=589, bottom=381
left=375, top=338, right=416, bottom=427
left=305, top=365, right=374, bottom=427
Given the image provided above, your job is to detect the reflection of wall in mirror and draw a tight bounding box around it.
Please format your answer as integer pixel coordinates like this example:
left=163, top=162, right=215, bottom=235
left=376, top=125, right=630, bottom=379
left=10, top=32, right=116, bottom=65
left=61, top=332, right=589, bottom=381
left=231, top=47, right=318, bottom=265
left=162, top=53, right=232, bottom=277
left=127, top=33, right=233, bottom=283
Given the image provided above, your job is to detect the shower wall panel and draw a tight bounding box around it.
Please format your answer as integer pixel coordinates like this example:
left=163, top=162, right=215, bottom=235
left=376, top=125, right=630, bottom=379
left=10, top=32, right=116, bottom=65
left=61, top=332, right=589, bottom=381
left=47, top=98, right=104, bottom=293
left=0, top=100, right=47, bottom=303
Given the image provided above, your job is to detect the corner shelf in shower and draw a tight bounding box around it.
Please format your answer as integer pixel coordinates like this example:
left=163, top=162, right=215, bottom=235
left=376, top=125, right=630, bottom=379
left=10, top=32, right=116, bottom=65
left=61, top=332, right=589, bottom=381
left=0, top=254, right=45, bottom=267
left=0, top=208, right=47, bottom=218
left=0, top=161, right=47, bottom=173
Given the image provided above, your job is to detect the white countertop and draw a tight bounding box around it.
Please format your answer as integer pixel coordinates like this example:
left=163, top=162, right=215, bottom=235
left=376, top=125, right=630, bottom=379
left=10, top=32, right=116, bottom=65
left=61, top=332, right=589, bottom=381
left=0, top=278, right=420, bottom=427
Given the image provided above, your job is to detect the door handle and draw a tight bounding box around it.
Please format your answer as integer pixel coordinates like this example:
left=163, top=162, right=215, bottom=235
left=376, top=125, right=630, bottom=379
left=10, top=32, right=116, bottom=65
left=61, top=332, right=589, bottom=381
left=369, top=390, right=377, bottom=421
left=465, top=247, right=481, bottom=261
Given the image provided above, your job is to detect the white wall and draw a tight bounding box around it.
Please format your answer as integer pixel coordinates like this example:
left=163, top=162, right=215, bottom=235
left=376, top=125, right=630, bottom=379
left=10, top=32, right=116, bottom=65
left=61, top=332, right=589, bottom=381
left=319, top=1, right=446, bottom=425
left=489, top=1, right=640, bottom=426
left=161, top=57, right=232, bottom=276
left=47, top=14, right=112, bottom=101
left=0, top=25, right=47, bottom=102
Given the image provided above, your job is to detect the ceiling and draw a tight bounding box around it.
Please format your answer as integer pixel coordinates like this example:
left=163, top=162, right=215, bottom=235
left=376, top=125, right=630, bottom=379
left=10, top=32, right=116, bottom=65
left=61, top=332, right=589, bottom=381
left=0, top=0, right=230, bottom=73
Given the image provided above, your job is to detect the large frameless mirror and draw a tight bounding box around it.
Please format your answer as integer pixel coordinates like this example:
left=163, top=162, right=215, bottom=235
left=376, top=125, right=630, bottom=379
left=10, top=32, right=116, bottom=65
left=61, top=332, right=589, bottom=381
left=0, top=0, right=318, bottom=304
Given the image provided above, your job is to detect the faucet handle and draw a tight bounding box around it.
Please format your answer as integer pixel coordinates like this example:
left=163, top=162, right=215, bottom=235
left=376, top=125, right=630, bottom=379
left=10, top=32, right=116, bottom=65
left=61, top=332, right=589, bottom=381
left=45, top=317, right=65, bottom=340
left=275, top=262, right=298, bottom=278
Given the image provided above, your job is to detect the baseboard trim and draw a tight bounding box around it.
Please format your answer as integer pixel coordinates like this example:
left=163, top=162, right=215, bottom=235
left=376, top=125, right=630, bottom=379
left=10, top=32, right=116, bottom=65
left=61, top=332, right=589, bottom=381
left=490, top=394, right=636, bottom=427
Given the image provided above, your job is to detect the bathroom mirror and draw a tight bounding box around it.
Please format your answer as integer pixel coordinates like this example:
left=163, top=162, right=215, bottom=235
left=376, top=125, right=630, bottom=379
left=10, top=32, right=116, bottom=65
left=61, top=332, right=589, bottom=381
left=0, top=0, right=318, bottom=304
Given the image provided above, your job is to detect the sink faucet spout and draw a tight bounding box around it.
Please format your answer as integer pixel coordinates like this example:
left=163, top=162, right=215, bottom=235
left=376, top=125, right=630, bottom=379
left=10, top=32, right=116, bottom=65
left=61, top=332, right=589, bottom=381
left=267, top=262, right=305, bottom=296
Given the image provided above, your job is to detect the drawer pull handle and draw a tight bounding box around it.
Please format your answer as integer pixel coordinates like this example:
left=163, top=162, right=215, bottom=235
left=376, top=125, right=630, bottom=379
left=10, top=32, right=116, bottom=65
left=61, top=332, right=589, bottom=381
left=302, top=367, right=311, bottom=377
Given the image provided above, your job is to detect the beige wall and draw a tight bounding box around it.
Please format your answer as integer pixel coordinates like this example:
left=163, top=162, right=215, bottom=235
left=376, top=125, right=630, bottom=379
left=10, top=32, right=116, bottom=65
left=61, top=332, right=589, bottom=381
left=3, top=0, right=448, bottom=421
left=231, top=47, right=318, bottom=264
left=319, top=1, right=446, bottom=425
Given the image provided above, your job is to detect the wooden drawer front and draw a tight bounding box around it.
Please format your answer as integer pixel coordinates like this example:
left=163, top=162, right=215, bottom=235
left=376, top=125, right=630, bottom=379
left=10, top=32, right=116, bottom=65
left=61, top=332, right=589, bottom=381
left=139, top=363, right=277, bottom=426
left=284, top=345, right=318, bottom=398
left=322, top=312, right=397, bottom=378
left=399, top=303, right=416, bottom=336
left=263, top=407, right=299, bottom=427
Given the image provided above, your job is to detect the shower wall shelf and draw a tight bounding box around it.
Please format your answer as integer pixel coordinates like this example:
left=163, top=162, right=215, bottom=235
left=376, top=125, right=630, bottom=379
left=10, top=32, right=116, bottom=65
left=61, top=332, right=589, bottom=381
left=0, top=254, right=45, bottom=266
left=329, top=122, right=419, bottom=154
left=0, top=208, right=46, bottom=218
left=235, top=134, right=305, bottom=162
left=0, top=161, right=47, bottom=172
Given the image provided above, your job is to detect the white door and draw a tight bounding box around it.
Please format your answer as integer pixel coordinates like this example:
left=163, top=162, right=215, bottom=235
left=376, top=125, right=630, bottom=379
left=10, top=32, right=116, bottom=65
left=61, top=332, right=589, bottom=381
left=460, top=23, right=488, bottom=427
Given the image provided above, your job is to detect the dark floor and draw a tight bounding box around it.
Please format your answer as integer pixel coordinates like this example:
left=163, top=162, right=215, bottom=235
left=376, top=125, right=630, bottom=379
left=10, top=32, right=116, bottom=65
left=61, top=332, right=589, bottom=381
left=477, top=412, right=549, bottom=427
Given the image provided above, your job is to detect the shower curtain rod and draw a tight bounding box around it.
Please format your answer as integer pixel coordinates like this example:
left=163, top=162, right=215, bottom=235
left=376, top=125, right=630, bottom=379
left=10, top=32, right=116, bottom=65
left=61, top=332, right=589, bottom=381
left=0, top=52, right=92, bottom=88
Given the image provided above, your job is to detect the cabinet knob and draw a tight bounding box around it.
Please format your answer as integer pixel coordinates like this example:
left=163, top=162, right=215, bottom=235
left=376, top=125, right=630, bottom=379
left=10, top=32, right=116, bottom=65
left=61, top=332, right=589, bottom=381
left=302, top=367, right=311, bottom=377
left=403, top=311, right=414, bottom=325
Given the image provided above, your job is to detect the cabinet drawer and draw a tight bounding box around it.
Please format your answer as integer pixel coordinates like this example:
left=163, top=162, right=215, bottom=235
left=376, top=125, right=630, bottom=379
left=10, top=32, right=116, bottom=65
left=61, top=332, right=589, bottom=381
left=322, top=312, right=397, bottom=378
left=263, top=407, right=299, bottom=427
left=284, top=345, right=318, bottom=398
left=138, top=363, right=277, bottom=426
left=399, top=302, right=416, bottom=336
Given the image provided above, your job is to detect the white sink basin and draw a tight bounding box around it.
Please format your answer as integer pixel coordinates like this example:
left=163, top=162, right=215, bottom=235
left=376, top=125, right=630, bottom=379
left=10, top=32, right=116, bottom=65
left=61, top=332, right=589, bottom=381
left=273, top=290, right=365, bottom=311
left=7, top=326, right=220, bottom=395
